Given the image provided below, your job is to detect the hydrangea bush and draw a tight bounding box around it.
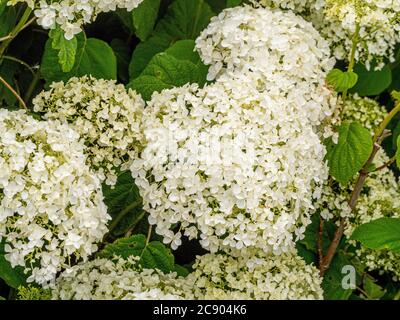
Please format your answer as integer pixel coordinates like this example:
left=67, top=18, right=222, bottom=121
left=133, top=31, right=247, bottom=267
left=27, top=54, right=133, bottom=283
left=0, top=0, right=400, bottom=302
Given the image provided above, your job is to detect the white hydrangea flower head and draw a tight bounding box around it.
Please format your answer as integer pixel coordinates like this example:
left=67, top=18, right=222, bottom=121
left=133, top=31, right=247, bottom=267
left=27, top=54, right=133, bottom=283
left=33, top=76, right=145, bottom=186
left=195, top=5, right=334, bottom=83
left=188, top=249, right=324, bottom=300
left=317, top=95, right=400, bottom=279
left=256, top=0, right=400, bottom=69
left=8, top=0, right=145, bottom=40
left=131, top=80, right=329, bottom=255
left=195, top=5, right=337, bottom=127
left=51, top=256, right=194, bottom=300
left=0, top=109, right=110, bottom=284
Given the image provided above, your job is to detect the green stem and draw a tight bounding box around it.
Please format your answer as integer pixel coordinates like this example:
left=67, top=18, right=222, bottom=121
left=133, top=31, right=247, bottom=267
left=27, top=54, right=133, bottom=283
left=373, top=102, right=400, bottom=143
left=24, top=69, right=41, bottom=104
left=0, top=6, right=33, bottom=59
left=342, top=23, right=360, bottom=101
left=3, top=55, right=35, bottom=75
left=108, top=199, right=142, bottom=233
left=146, top=225, right=153, bottom=245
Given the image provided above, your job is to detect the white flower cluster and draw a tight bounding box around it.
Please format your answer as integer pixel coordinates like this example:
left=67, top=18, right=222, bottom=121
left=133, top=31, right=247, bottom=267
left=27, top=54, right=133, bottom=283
left=0, top=109, right=110, bottom=284
left=51, top=256, right=194, bottom=300
left=187, top=249, right=324, bottom=300
left=132, top=80, right=328, bottom=254
left=51, top=250, right=323, bottom=300
left=256, top=0, right=400, bottom=69
left=195, top=5, right=336, bottom=127
left=8, top=0, right=144, bottom=40
left=317, top=95, right=400, bottom=279
left=131, top=6, right=334, bottom=254
left=33, top=76, right=145, bottom=186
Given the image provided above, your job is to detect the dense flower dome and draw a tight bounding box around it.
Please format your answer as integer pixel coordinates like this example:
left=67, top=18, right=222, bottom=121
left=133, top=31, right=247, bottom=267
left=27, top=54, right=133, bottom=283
left=195, top=5, right=337, bottom=127
left=131, top=79, right=328, bottom=254
left=50, top=251, right=323, bottom=300
left=51, top=256, right=193, bottom=300
left=33, top=76, right=145, bottom=186
left=195, top=4, right=334, bottom=82
left=0, top=109, right=110, bottom=284
left=256, top=0, right=400, bottom=69
left=8, top=0, right=145, bottom=39
left=188, top=249, right=324, bottom=300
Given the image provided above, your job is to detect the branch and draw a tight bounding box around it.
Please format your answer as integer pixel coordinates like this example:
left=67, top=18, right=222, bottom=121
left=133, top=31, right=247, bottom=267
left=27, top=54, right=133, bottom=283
left=319, top=130, right=390, bottom=276
left=317, top=217, right=324, bottom=267
left=0, top=75, right=27, bottom=109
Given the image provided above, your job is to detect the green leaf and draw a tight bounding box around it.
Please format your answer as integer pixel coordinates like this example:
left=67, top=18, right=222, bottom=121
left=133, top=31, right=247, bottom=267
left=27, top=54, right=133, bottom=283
left=132, top=0, right=161, bottom=41
left=327, top=69, right=358, bottom=93
left=0, top=0, right=7, bottom=16
left=41, top=33, right=117, bottom=84
left=226, top=0, right=244, bottom=7
left=392, top=90, right=400, bottom=102
left=322, top=251, right=355, bottom=300
left=351, top=218, right=400, bottom=253
left=173, top=264, right=189, bottom=277
left=0, top=5, right=16, bottom=37
left=0, top=242, right=27, bottom=289
left=295, top=243, right=316, bottom=265
left=0, top=296, right=5, bottom=300
left=350, top=63, right=392, bottom=96
left=98, top=234, right=175, bottom=273
left=0, top=59, right=20, bottom=107
left=129, top=0, right=214, bottom=78
left=363, top=277, right=385, bottom=300
left=49, top=27, right=77, bottom=73
left=110, top=38, right=131, bottom=83
left=325, top=122, right=373, bottom=185
left=102, top=171, right=143, bottom=237
left=128, top=49, right=207, bottom=100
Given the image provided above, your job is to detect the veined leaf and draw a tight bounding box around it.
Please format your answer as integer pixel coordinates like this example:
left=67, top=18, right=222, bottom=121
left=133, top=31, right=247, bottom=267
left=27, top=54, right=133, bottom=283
left=129, top=0, right=214, bottom=78
left=49, top=27, right=77, bottom=73
left=41, top=32, right=117, bottom=84
left=325, top=122, right=373, bottom=185
left=327, top=69, right=358, bottom=93
left=350, top=63, right=392, bottom=96
left=132, top=0, right=161, bottom=41
left=351, top=218, right=400, bottom=253
left=98, top=234, right=175, bottom=273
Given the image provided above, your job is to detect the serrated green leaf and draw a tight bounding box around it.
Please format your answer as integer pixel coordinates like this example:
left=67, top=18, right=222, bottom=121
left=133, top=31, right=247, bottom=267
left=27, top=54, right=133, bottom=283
left=364, top=277, right=385, bottom=300
left=173, top=264, right=189, bottom=277
left=327, top=69, right=358, bottom=93
left=325, top=122, right=373, bottom=185
left=0, top=0, right=7, bottom=16
left=0, top=5, right=16, bottom=37
left=0, top=242, right=27, bottom=289
left=103, top=171, right=143, bottom=237
left=226, top=0, right=244, bottom=7
left=392, top=90, right=400, bottom=101
left=41, top=33, right=117, bottom=84
left=351, top=218, right=400, bottom=253
left=132, top=0, right=161, bottom=41
left=295, top=243, right=316, bottom=265
left=350, top=63, right=392, bottom=96
left=129, top=0, right=214, bottom=78
left=128, top=51, right=207, bottom=100
left=49, top=27, right=77, bottom=73
left=322, top=251, right=356, bottom=300
left=98, top=234, right=175, bottom=273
